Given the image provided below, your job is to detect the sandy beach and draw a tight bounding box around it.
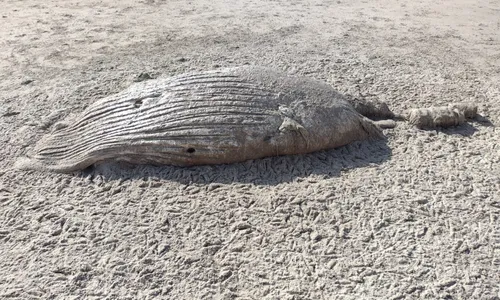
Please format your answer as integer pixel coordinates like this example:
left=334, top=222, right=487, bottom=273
left=1, top=0, right=499, bottom=299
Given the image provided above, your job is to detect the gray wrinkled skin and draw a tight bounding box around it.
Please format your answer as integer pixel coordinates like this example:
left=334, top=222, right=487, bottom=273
left=17, top=67, right=383, bottom=173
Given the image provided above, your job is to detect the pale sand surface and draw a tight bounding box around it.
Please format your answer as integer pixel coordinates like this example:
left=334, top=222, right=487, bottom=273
left=1, top=0, right=499, bottom=299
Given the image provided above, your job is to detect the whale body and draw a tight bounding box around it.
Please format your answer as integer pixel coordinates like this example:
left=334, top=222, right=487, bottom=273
left=17, top=66, right=383, bottom=173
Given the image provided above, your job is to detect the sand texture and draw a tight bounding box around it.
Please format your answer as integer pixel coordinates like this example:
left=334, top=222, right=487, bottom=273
left=1, top=0, right=499, bottom=299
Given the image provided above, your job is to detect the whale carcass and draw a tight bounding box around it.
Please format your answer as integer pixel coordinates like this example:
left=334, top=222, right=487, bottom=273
left=17, top=66, right=385, bottom=172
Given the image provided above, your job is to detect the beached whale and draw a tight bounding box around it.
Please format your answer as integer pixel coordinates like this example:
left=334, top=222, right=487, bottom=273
left=17, top=66, right=388, bottom=173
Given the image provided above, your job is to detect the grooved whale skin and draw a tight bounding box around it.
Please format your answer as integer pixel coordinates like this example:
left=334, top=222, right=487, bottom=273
left=18, top=66, right=383, bottom=172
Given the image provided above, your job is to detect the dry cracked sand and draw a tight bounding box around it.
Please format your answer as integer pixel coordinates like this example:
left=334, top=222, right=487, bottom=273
left=1, top=0, right=499, bottom=299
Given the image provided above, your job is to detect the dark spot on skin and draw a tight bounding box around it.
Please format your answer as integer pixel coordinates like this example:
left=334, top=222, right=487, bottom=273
left=134, top=100, right=143, bottom=108
left=186, top=148, right=195, bottom=153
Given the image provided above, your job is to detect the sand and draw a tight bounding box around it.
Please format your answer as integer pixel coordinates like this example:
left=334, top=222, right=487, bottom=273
left=1, top=0, right=499, bottom=299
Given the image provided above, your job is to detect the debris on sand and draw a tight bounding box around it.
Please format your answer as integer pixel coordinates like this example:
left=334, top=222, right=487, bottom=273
left=407, top=102, right=478, bottom=129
